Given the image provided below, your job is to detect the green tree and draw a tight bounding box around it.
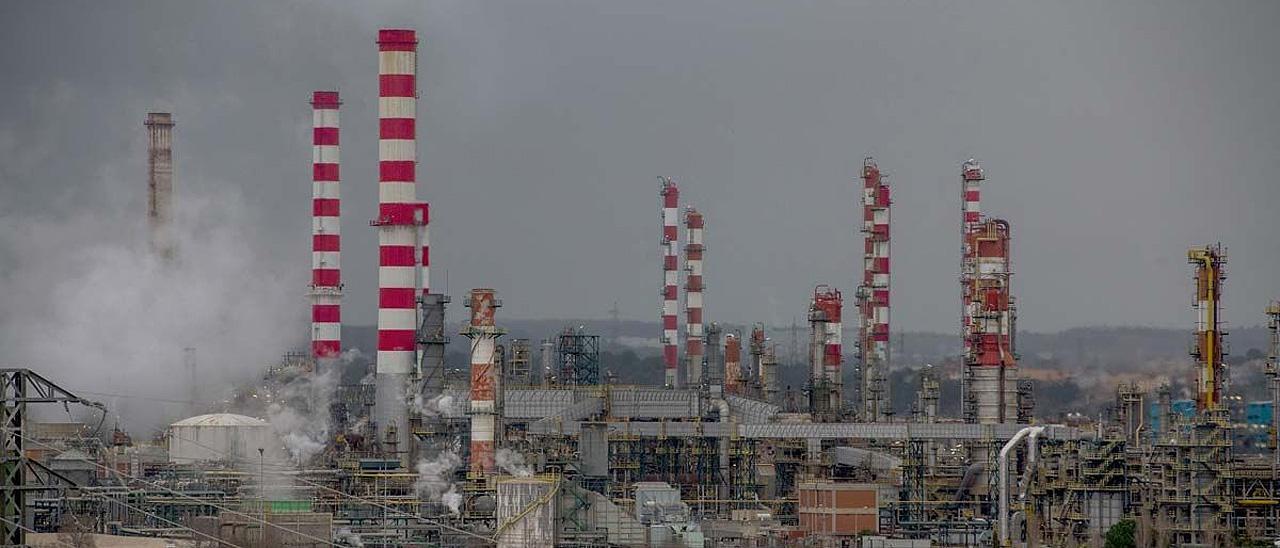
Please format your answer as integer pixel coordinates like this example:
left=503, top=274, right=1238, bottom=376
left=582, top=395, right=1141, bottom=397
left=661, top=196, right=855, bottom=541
left=1104, top=519, right=1136, bottom=548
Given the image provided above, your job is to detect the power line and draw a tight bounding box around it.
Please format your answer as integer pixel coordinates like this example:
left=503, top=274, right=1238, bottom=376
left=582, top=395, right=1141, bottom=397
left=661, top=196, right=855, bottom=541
left=0, top=514, right=78, bottom=545
left=164, top=431, right=495, bottom=544
left=15, top=432, right=339, bottom=547
left=3, top=481, right=233, bottom=548
left=73, top=389, right=219, bottom=406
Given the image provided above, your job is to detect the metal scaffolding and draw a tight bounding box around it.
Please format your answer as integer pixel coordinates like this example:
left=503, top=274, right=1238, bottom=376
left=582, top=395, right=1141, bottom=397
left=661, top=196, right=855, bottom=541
left=556, top=328, right=600, bottom=387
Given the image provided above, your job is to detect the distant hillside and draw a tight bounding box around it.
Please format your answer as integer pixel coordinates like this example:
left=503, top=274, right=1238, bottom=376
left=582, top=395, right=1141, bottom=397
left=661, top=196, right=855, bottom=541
left=337, top=320, right=1274, bottom=418
left=344, top=321, right=1271, bottom=369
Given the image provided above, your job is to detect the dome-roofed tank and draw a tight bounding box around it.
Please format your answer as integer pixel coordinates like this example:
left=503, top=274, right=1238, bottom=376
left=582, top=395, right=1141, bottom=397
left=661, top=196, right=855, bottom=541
left=168, top=413, right=280, bottom=464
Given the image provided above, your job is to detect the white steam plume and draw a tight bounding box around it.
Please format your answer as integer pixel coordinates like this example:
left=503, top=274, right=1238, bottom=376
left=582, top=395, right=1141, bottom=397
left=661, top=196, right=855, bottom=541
left=0, top=174, right=306, bottom=436
left=266, top=366, right=341, bottom=465
left=409, top=391, right=465, bottom=418
left=414, top=447, right=463, bottom=515
left=495, top=448, right=535, bottom=477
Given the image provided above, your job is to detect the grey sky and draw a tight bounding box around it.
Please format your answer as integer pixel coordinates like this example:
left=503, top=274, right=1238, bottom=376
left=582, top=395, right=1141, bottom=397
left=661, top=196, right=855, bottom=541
left=2, top=0, right=1279, bottom=334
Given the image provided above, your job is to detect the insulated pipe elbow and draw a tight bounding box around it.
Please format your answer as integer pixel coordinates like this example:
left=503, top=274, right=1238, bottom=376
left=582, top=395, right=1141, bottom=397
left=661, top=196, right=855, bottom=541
left=999, top=426, right=1044, bottom=547
left=1019, top=426, right=1047, bottom=500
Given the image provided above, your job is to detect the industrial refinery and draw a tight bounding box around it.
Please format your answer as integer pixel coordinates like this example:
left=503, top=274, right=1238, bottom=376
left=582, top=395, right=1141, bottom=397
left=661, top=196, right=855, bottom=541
left=4, top=7, right=1280, bottom=548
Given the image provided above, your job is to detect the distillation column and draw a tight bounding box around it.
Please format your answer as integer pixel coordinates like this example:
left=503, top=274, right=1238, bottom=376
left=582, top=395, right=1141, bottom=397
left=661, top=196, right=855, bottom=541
left=961, top=160, right=1019, bottom=423
left=1188, top=245, right=1226, bottom=413
left=724, top=333, right=742, bottom=395
left=960, top=159, right=982, bottom=422
left=145, top=112, right=175, bottom=260
left=310, top=91, right=343, bottom=366
left=374, top=29, right=428, bottom=462
left=464, top=289, right=504, bottom=475
left=751, top=324, right=779, bottom=404
left=684, top=208, right=706, bottom=388
left=706, top=323, right=724, bottom=396
left=809, top=286, right=843, bottom=418
left=858, top=157, right=891, bottom=421
left=1265, top=301, right=1280, bottom=465
left=659, top=178, right=681, bottom=388
left=966, top=219, right=1018, bottom=423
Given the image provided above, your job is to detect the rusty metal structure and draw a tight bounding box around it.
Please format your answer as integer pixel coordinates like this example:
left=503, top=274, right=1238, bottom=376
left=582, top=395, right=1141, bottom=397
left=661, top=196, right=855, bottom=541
left=1189, top=244, right=1227, bottom=412
left=724, top=332, right=742, bottom=395
left=463, top=289, right=504, bottom=476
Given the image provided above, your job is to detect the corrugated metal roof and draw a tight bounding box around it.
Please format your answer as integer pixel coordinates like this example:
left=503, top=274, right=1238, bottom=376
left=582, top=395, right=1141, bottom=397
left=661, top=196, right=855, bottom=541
left=171, top=413, right=268, bottom=427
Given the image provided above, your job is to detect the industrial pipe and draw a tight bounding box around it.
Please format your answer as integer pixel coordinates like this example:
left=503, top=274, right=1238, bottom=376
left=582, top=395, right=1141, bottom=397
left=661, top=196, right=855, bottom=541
left=999, top=425, right=1045, bottom=547
left=715, top=397, right=731, bottom=499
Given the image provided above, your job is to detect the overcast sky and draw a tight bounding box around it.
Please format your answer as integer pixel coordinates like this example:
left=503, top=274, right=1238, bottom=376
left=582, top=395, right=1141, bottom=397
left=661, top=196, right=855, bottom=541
left=2, top=0, right=1278, bottom=334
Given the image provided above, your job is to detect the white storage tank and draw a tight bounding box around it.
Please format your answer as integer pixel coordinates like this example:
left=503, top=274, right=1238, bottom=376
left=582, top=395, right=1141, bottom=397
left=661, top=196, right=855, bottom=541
left=168, top=413, right=278, bottom=464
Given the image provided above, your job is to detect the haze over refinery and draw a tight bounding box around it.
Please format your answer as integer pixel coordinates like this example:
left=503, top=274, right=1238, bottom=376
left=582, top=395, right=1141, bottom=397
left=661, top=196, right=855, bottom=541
left=2, top=1, right=1278, bottom=336
left=2, top=2, right=1280, bottom=547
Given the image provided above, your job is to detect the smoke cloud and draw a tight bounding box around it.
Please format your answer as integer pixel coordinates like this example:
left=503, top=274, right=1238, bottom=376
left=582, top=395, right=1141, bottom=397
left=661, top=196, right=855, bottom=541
left=267, top=364, right=343, bottom=465
left=0, top=166, right=307, bottom=436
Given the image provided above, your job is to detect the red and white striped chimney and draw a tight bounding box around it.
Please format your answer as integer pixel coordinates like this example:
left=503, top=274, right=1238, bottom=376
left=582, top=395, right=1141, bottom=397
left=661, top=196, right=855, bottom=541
left=464, top=289, right=503, bottom=475
left=310, top=91, right=342, bottom=364
left=375, top=29, right=427, bottom=379
left=684, top=207, right=705, bottom=388
left=374, top=29, right=427, bottom=461
left=659, top=178, right=680, bottom=388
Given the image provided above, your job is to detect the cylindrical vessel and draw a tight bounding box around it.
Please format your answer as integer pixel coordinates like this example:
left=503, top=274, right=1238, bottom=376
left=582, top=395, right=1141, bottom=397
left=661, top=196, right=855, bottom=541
left=724, top=333, right=741, bottom=394
left=310, top=91, right=342, bottom=363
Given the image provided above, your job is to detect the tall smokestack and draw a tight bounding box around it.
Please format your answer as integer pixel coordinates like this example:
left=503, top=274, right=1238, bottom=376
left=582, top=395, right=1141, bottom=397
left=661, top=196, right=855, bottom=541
left=858, top=158, right=891, bottom=421
left=684, top=207, right=705, bottom=388
left=659, top=177, right=681, bottom=388
left=463, top=289, right=504, bottom=475
left=310, top=91, right=343, bottom=365
left=145, top=112, right=175, bottom=260
left=374, top=29, right=427, bottom=463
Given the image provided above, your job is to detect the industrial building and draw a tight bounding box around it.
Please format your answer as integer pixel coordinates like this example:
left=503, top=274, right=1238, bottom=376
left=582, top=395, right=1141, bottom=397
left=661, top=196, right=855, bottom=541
left=5, top=25, right=1280, bottom=548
